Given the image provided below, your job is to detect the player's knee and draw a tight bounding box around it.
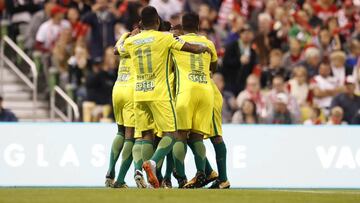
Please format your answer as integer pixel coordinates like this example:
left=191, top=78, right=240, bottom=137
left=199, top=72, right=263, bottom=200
left=174, top=130, right=188, bottom=141
left=142, top=130, right=154, bottom=141
left=117, top=125, right=125, bottom=134
left=210, top=136, right=223, bottom=145
left=125, top=127, right=135, bottom=139
left=188, top=132, right=204, bottom=142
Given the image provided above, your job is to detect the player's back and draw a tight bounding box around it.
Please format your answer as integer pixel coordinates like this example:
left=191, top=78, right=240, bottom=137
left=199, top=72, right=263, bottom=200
left=171, top=34, right=216, bottom=94
left=124, top=30, right=184, bottom=102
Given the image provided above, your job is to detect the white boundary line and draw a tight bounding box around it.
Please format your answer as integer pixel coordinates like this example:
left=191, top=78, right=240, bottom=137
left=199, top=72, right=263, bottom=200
left=268, top=189, right=360, bottom=195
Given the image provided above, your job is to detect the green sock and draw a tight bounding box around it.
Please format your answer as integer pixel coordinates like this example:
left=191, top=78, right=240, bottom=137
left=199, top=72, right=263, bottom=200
left=106, top=132, right=125, bottom=178
left=205, top=158, right=214, bottom=176
left=151, top=135, right=175, bottom=164
left=156, top=158, right=164, bottom=182
left=188, top=140, right=206, bottom=173
left=172, top=141, right=187, bottom=178
left=116, top=139, right=134, bottom=184
left=213, top=141, right=228, bottom=181
left=164, top=152, right=174, bottom=179
left=142, top=140, right=154, bottom=162
left=132, top=140, right=143, bottom=171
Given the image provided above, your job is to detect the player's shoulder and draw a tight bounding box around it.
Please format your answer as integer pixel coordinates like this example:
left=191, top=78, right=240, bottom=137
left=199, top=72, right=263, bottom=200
left=126, top=30, right=164, bottom=44
left=181, top=34, right=212, bottom=44
left=200, top=35, right=215, bottom=47
left=157, top=31, right=177, bottom=41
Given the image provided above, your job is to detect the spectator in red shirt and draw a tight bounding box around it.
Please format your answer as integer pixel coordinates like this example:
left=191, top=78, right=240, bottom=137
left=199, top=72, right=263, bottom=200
left=35, top=5, right=70, bottom=53
left=311, top=0, right=338, bottom=22
left=67, top=7, right=88, bottom=41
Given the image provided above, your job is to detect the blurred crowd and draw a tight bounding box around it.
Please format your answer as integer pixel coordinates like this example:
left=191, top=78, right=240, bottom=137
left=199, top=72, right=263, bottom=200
left=0, top=0, right=360, bottom=124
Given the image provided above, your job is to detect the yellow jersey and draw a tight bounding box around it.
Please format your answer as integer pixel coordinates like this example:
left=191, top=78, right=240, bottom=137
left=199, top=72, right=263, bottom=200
left=171, top=33, right=217, bottom=94
left=122, top=30, right=185, bottom=101
left=115, top=33, right=134, bottom=87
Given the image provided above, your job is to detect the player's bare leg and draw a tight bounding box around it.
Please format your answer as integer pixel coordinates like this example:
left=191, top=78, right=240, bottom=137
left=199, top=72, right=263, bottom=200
left=172, top=130, right=188, bottom=188
left=143, top=131, right=176, bottom=188
left=113, top=127, right=135, bottom=188
left=184, top=133, right=207, bottom=188
left=209, top=136, right=230, bottom=189
left=105, top=125, right=125, bottom=187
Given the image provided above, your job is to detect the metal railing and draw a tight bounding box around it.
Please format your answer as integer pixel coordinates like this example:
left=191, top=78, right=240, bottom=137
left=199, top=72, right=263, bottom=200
left=1, top=35, right=38, bottom=120
left=50, top=85, right=80, bottom=122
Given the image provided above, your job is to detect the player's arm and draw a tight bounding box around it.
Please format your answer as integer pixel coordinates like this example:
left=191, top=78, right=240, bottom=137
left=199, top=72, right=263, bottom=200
left=169, top=34, right=212, bottom=55
left=210, top=61, right=218, bottom=74
left=114, top=32, right=131, bottom=55
left=209, top=42, right=218, bottom=74
left=181, top=42, right=212, bottom=54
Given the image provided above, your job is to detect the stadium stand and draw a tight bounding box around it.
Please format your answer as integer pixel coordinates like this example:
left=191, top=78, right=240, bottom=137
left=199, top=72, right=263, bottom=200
left=0, top=0, right=359, bottom=124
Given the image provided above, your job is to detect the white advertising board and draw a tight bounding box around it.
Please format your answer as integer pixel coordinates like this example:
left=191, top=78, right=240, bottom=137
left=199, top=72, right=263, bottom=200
left=1, top=123, right=360, bottom=188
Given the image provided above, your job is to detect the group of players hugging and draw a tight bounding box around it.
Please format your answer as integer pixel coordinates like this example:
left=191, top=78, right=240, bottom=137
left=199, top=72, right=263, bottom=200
left=105, top=6, right=229, bottom=189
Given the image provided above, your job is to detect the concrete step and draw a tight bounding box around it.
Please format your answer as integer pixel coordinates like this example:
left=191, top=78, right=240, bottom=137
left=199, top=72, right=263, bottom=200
left=1, top=91, right=32, bottom=100
left=0, top=67, right=14, bottom=75
left=2, top=100, right=48, bottom=109
left=12, top=108, right=49, bottom=119
left=0, top=78, right=22, bottom=84
left=0, top=73, right=19, bottom=83
left=0, top=69, right=21, bottom=80
left=1, top=65, right=55, bottom=121
left=2, top=84, right=31, bottom=92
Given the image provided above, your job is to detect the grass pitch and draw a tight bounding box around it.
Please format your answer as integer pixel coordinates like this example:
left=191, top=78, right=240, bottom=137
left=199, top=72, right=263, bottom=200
left=0, top=188, right=359, bottom=203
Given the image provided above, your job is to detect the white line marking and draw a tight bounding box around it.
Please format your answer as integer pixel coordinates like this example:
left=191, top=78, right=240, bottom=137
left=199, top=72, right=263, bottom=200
left=268, top=190, right=360, bottom=195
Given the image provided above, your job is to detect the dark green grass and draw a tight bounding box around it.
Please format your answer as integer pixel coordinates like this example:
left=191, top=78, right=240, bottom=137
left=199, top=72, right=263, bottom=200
left=0, top=188, right=359, bottom=203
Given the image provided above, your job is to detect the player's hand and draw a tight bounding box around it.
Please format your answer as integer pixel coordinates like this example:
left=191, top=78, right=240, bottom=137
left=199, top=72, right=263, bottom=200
left=199, top=45, right=212, bottom=55
left=131, top=27, right=141, bottom=36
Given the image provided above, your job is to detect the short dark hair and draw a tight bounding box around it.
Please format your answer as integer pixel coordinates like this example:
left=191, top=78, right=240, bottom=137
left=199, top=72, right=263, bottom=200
left=159, top=19, right=171, bottom=31
left=0, top=95, right=3, bottom=102
left=140, top=6, right=159, bottom=27
left=182, top=12, right=199, bottom=32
